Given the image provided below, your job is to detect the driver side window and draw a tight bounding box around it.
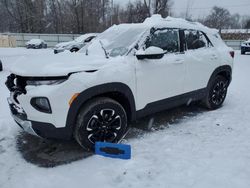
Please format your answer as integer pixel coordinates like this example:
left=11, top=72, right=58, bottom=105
left=145, top=28, right=180, bottom=53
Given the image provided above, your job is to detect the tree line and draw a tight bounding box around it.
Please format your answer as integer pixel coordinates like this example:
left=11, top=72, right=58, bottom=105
left=0, top=0, right=250, bottom=34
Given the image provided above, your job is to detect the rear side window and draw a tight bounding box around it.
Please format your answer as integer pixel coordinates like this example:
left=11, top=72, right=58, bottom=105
left=145, top=28, right=180, bottom=53
left=184, top=30, right=212, bottom=50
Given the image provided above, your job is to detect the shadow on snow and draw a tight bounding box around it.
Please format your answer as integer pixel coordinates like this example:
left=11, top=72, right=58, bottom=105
left=16, top=103, right=206, bottom=168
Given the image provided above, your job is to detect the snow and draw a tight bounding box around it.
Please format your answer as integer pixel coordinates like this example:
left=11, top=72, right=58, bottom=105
left=143, top=15, right=218, bottom=34
left=74, top=33, right=98, bottom=43
left=1, top=48, right=250, bottom=188
left=26, top=39, right=45, bottom=45
left=55, top=33, right=98, bottom=48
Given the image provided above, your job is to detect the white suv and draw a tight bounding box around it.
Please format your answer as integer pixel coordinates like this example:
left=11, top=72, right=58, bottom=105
left=6, top=15, right=234, bottom=150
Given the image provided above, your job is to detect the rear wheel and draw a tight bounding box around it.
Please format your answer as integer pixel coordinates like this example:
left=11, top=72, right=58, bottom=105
left=203, top=75, right=229, bottom=110
left=0, top=61, right=2, bottom=71
left=74, top=97, right=128, bottom=151
left=241, top=50, right=245, bottom=55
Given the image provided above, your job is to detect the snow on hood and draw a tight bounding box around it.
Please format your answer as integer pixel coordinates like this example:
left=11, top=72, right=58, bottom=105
left=55, top=33, right=98, bottom=48
left=26, top=39, right=44, bottom=45
left=8, top=53, right=109, bottom=77
left=55, top=41, right=76, bottom=48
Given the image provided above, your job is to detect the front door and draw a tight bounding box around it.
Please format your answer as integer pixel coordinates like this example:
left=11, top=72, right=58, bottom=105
left=135, top=28, right=186, bottom=110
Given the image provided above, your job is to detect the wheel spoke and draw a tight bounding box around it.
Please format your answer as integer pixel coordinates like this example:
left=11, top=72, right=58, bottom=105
left=86, top=115, right=100, bottom=131
left=211, top=79, right=228, bottom=106
left=86, top=108, right=122, bottom=144
left=100, top=109, right=115, bottom=122
left=108, top=115, right=121, bottom=130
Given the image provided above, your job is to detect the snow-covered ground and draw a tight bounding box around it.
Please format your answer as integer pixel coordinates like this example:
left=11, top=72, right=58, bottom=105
left=1, top=48, right=250, bottom=188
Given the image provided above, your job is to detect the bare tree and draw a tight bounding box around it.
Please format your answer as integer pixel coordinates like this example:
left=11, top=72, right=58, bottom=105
left=203, top=6, right=232, bottom=30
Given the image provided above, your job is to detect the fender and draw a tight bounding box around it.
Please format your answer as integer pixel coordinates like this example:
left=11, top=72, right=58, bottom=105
left=65, top=82, right=136, bottom=137
left=207, top=65, right=232, bottom=88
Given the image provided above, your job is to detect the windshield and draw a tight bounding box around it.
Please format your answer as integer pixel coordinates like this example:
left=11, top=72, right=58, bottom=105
left=81, top=25, right=147, bottom=57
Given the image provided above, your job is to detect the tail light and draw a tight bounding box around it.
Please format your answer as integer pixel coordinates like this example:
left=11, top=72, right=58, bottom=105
left=229, top=51, right=235, bottom=58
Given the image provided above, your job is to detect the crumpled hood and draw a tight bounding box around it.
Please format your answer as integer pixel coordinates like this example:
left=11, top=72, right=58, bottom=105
left=8, top=52, right=109, bottom=77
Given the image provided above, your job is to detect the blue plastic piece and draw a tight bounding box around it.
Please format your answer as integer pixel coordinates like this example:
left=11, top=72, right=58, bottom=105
left=95, top=142, right=131, bottom=160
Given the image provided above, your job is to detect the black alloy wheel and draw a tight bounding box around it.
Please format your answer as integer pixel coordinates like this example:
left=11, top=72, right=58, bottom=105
left=74, top=97, right=127, bottom=151
left=204, top=75, right=229, bottom=110
left=86, top=109, right=122, bottom=144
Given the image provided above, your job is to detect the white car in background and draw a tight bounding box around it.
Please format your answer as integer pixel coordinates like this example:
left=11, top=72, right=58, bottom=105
left=241, top=39, right=250, bottom=55
left=53, top=33, right=98, bottom=54
left=26, top=39, right=47, bottom=49
left=6, top=15, right=234, bottom=151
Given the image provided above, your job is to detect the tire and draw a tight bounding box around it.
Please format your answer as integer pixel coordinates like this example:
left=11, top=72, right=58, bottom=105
left=203, top=75, right=229, bottom=110
left=241, top=50, right=245, bottom=55
left=0, top=61, right=2, bottom=71
left=74, top=97, right=128, bottom=151
left=70, top=48, right=79, bottom=53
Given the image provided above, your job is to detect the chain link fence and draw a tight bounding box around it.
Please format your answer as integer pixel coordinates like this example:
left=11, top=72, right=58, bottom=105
left=0, top=33, right=82, bottom=48
left=0, top=33, right=246, bottom=50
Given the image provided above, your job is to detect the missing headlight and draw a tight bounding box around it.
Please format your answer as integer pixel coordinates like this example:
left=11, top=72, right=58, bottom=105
left=26, top=76, right=68, bottom=86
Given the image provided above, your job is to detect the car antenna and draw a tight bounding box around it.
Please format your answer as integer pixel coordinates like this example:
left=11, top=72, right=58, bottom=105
left=99, top=40, right=109, bottom=59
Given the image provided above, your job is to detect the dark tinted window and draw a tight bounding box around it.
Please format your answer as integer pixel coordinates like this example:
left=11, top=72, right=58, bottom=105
left=145, top=28, right=180, bottom=53
left=184, top=30, right=211, bottom=50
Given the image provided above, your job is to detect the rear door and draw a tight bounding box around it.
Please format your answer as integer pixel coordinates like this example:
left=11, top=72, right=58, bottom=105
left=182, top=30, right=220, bottom=93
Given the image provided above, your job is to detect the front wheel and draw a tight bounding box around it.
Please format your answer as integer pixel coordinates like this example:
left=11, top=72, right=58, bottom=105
left=70, top=48, right=79, bottom=53
left=203, top=75, right=229, bottom=110
left=74, top=97, right=128, bottom=151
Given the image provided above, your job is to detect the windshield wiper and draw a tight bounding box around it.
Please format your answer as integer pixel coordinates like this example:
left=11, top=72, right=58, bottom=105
left=99, top=40, right=109, bottom=59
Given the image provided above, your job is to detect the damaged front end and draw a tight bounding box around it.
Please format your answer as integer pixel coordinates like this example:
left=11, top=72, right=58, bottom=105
left=5, top=74, right=39, bottom=136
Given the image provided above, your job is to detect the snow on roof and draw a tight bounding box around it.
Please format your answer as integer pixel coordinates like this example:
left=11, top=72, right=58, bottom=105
left=26, top=39, right=44, bottom=45
left=141, top=14, right=218, bottom=34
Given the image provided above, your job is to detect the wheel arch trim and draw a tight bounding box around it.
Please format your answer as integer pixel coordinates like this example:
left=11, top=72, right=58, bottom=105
left=65, top=82, right=136, bottom=137
left=207, top=65, right=232, bottom=88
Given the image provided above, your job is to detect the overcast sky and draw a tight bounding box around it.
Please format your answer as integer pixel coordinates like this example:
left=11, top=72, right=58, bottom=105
left=114, top=0, right=250, bottom=18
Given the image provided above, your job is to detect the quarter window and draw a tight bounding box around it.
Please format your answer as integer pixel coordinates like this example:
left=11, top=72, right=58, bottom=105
left=184, top=30, right=211, bottom=50
left=145, top=28, right=180, bottom=53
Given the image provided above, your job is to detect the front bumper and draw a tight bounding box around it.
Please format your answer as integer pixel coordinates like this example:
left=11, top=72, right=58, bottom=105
left=8, top=97, right=39, bottom=137
left=7, top=96, right=72, bottom=140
